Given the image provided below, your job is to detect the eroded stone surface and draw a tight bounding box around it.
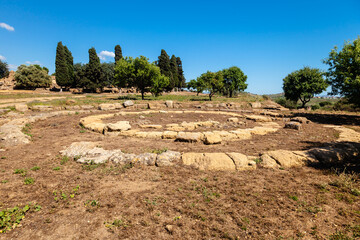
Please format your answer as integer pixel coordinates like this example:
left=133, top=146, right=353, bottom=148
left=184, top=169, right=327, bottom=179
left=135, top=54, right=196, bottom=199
left=106, top=121, right=131, bottom=132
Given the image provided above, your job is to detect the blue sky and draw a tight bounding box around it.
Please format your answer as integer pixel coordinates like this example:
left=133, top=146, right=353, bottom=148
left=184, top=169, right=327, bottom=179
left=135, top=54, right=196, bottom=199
left=0, top=0, right=359, bottom=94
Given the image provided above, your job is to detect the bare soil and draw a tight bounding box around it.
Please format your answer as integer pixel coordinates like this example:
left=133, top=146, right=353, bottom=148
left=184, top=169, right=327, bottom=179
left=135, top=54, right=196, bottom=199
left=103, top=112, right=257, bottom=132
left=0, top=111, right=358, bottom=239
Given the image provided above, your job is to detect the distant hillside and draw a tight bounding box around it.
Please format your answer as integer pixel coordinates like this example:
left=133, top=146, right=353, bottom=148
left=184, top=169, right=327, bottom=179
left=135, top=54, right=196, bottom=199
left=264, top=93, right=284, bottom=99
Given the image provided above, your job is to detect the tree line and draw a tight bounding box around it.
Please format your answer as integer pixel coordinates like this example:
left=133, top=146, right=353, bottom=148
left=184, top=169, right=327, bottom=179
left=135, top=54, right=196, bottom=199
left=0, top=37, right=359, bottom=107
left=54, top=43, right=186, bottom=96
left=187, top=66, right=248, bottom=101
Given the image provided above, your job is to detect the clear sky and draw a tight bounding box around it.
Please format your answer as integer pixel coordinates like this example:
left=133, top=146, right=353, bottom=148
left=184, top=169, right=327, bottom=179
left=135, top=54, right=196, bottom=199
left=0, top=0, right=359, bottom=94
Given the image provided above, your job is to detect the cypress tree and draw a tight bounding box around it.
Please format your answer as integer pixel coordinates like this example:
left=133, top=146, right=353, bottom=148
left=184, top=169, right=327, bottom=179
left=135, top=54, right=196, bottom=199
left=157, top=49, right=172, bottom=90
left=115, top=45, right=123, bottom=63
left=84, top=47, right=103, bottom=92
left=55, top=41, right=68, bottom=89
left=64, top=45, right=74, bottom=87
left=176, top=57, right=186, bottom=89
left=170, top=55, right=178, bottom=90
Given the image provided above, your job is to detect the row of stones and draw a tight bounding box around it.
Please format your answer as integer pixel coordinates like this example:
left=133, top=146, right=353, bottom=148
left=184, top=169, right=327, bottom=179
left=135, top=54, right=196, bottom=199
left=60, top=142, right=257, bottom=171
left=79, top=110, right=281, bottom=144
left=11, top=99, right=283, bottom=113
left=61, top=124, right=360, bottom=171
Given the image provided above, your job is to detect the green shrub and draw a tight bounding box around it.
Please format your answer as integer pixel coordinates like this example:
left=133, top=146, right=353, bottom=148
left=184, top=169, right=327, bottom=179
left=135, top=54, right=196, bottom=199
left=14, top=65, right=51, bottom=90
left=319, top=101, right=333, bottom=107
left=275, top=97, right=297, bottom=109
left=311, top=104, right=320, bottom=110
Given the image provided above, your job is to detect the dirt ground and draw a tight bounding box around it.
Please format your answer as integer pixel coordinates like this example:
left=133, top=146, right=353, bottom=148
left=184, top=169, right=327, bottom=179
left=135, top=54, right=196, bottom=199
left=0, top=110, right=359, bottom=239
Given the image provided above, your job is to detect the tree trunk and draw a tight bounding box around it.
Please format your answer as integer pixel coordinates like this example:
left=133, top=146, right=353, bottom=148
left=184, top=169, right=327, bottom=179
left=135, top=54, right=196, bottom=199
left=141, top=90, right=145, bottom=100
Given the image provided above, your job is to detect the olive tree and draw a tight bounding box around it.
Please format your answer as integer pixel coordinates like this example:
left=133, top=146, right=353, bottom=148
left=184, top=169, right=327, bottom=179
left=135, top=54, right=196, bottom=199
left=114, top=56, right=169, bottom=99
left=283, top=67, right=328, bottom=108
left=14, top=65, right=51, bottom=89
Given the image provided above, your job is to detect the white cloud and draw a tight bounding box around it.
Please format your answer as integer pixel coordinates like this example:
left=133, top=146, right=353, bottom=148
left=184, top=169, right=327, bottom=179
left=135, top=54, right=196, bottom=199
left=0, top=22, right=15, bottom=31
left=25, top=60, right=41, bottom=65
left=8, top=64, right=18, bottom=70
left=0, top=55, right=5, bottom=61
left=98, top=50, right=115, bottom=61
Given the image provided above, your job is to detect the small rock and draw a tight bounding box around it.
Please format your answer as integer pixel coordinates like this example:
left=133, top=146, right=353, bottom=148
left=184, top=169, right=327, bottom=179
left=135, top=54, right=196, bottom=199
left=123, top=100, right=134, bottom=107
left=98, top=103, right=115, bottom=111
left=250, top=102, right=261, bottom=108
left=227, top=117, right=239, bottom=123
left=15, top=104, right=28, bottom=112
left=165, top=225, right=174, bottom=234
left=176, top=132, right=204, bottom=142
left=219, top=103, right=227, bottom=108
left=290, top=117, right=310, bottom=124
left=285, top=121, right=302, bottom=130
left=203, top=132, right=222, bottom=145
left=165, top=100, right=173, bottom=108
left=106, top=121, right=131, bottom=132
left=156, top=151, right=181, bottom=166
left=114, top=103, right=123, bottom=109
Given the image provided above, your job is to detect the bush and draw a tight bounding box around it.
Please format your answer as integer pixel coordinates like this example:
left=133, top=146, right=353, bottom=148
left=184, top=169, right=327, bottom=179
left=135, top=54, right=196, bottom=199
left=333, top=99, right=359, bottom=112
left=14, top=65, right=51, bottom=89
left=319, top=101, right=333, bottom=107
left=311, top=104, right=320, bottom=110
left=275, top=97, right=297, bottom=109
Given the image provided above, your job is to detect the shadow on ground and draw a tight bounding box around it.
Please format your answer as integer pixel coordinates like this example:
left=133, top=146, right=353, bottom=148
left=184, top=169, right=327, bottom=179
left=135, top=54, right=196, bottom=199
left=303, top=141, right=360, bottom=173
left=295, top=112, right=360, bottom=126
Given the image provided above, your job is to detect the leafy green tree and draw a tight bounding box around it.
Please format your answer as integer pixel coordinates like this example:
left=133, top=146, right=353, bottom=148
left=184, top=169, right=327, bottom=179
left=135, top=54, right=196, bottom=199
left=114, top=56, right=169, bottom=99
left=115, top=45, right=123, bottom=63
left=187, top=79, right=205, bottom=95
left=0, top=60, right=9, bottom=79
left=170, top=55, right=179, bottom=90
left=55, top=41, right=68, bottom=88
left=14, top=65, right=51, bottom=89
left=198, top=71, right=224, bottom=101
left=157, top=49, right=172, bottom=90
left=73, top=63, right=87, bottom=88
left=283, top=67, right=328, bottom=108
left=323, top=37, right=360, bottom=106
left=101, top=62, right=115, bottom=86
left=176, top=57, right=186, bottom=88
left=222, top=66, right=248, bottom=97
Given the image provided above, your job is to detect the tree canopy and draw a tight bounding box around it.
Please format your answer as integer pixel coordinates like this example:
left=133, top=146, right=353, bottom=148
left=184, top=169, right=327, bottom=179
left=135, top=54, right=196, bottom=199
left=14, top=65, right=51, bottom=89
left=0, top=60, right=9, bottom=79
left=283, top=67, right=328, bottom=107
left=198, top=71, right=224, bottom=101
left=114, top=56, right=169, bottom=99
left=222, top=66, right=247, bottom=97
left=323, top=37, right=360, bottom=106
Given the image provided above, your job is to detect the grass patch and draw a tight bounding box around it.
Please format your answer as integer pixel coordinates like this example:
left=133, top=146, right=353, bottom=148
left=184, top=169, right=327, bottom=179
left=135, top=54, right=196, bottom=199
left=0, top=203, right=41, bottom=233
left=24, top=177, right=34, bottom=185
left=13, top=168, right=27, bottom=176
left=150, top=147, right=168, bottom=154
left=30, top=166, right=40, bottom=171
left=21, top=123, right=32, bottom=138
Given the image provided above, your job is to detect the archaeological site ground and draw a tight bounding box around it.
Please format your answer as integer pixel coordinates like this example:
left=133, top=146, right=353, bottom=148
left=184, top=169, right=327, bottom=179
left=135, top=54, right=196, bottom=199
left=0, top=91, right=359, bottom=239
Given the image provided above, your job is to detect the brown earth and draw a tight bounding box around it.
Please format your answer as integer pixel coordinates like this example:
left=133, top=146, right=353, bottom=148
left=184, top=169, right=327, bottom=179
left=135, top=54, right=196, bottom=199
left=0, top=111, right=359, bottom=239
